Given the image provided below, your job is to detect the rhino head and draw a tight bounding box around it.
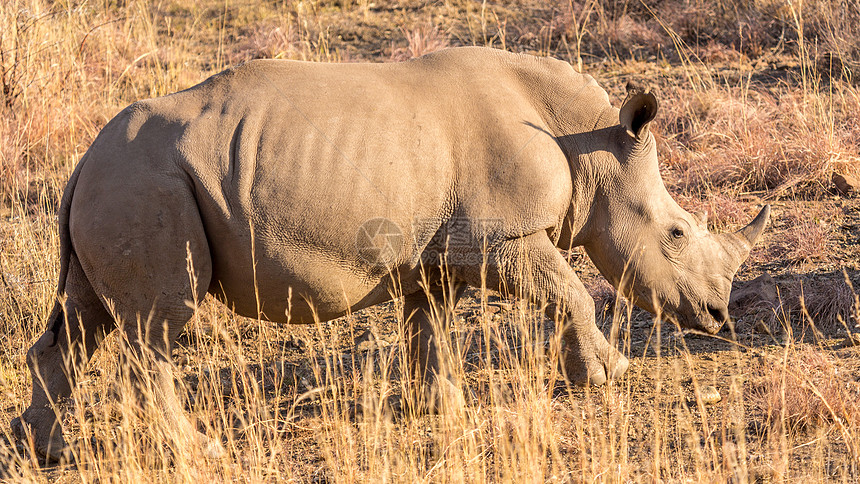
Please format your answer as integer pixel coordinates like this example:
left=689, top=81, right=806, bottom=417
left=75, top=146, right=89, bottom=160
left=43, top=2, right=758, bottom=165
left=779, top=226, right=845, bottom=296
left=580, top=86, right=769, bottom=334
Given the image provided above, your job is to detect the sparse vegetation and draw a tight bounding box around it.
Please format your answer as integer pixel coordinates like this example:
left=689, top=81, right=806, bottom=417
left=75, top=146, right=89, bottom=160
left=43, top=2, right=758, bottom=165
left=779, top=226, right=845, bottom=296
left=749, top=346, right=860, bottom=440
left=3, top=0, right=860, bottom=481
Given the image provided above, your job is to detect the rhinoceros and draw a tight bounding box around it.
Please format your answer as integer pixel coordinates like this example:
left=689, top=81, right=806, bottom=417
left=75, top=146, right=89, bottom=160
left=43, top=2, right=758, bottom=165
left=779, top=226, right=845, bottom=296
left=12, top=46, right=769, bottom=459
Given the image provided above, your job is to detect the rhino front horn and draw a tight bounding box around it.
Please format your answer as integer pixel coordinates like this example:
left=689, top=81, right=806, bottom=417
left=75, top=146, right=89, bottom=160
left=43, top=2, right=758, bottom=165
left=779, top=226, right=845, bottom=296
left=737, top=205, right=771, bottom=247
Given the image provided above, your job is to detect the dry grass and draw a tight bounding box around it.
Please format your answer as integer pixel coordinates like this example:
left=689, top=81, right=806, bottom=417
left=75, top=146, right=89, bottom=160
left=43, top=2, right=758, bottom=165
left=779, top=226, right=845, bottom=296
left=673, top=189, right=758, bottom=231
left=793, top=275, right=857, bottom=334
left=391, top=24, right=451, bottom=62
left=658, top=84, right=860, bottom=197
left=2, top=0, right=860, bottom=481
left=749, top=346, right=860, bottom=433
left=774, top=205, right=841, bottom=264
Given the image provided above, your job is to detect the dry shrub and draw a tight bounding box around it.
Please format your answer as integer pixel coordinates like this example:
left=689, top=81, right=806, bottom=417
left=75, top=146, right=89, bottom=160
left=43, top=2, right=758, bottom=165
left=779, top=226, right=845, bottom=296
left=391, top=24, right=450, bottom=61
left=562, top=0, right=860, bottom=70
left=779, top=219, right=831, bottom=264
left=516, top=2, right=668, bottom=61
left=693, top=40, right=745, bottom=64
left=229, top=22, right=298, bottom=63
left=0, top=114, right=27, bottom=204
left=772, top=206, right=838, bottom=264
left=788, top=274, right=856, bottom=334
left=659, top=84, right=860, bottom=197
left=518, top=0, right=772, bottom=62
left=648, top=0, right=787, bottom=59
left=0, top=1, right=169, bottom=207
left=805, top=0, right=860, bottom=80
left=749, top=347, right=860, bottom=430
left=601, top=13, right=667, bottom=57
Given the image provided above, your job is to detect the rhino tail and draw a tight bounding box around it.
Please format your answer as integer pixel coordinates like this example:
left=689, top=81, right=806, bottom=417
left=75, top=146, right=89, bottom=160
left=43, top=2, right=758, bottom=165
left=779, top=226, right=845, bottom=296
left=46, top=153, right=88, bottom=338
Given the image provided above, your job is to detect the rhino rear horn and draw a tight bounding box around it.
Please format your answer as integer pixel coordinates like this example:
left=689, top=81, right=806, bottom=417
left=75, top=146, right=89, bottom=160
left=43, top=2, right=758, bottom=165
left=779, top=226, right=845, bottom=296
left=738, top=204, right=771, bottom=247
left=620, top=86, right=658, bottom=139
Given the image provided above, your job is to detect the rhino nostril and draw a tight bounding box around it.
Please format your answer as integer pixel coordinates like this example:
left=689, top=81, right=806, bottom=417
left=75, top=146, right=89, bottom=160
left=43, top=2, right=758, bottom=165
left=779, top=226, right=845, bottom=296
left=707, top=304, right=730, bottom=323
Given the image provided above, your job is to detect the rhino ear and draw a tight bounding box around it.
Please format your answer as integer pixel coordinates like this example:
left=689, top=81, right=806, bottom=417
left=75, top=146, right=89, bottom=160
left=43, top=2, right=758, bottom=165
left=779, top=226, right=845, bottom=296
left=619, top=84, right=658, bottom=139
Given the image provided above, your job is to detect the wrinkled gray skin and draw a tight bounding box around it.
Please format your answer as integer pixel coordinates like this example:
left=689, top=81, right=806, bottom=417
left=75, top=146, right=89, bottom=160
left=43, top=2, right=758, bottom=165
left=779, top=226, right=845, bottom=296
left=11, top=47, right=769, bottom=460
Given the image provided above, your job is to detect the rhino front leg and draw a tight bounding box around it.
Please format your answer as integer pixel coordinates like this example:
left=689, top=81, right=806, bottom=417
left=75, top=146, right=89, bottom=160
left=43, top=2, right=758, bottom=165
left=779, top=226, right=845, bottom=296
left=461, top=231, right=628, bottom=386
left=403, top=283, right=466, bottom=412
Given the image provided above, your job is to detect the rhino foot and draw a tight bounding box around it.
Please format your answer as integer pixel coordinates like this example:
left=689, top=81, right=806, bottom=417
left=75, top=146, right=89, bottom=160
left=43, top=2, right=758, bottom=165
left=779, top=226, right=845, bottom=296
left=11, top=410, right=73, bottom=463
left=560, top=327, right=629, bottom=386
left=199, top=433, right=226, bottom=460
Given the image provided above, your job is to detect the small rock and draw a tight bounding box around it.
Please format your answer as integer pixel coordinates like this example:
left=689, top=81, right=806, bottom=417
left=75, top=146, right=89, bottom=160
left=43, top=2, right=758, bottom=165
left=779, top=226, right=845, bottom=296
left=730, top=273, right=781, bottom=334
left=699, top=385, right=722, bottom=405
left=354, top=329, right=388, bottom=352
left=833, top=172, right=858, bottom=196
left=356, top=341, right=376, bottom=353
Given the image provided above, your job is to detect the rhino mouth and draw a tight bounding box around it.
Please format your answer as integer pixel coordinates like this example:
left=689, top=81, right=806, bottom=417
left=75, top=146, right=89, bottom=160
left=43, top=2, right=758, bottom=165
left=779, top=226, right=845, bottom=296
left=702, top=303, right=730, bottom=334
left=706, top=304, right=730, bottom=326
left=629, top=290, right=727, bottom=334
left=659, top=301, right=728, bottom=335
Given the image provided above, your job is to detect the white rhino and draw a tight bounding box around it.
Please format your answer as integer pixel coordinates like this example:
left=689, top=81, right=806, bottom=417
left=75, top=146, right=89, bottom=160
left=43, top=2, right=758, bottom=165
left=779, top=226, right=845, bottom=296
left=12, top=47, right=769, bottom=459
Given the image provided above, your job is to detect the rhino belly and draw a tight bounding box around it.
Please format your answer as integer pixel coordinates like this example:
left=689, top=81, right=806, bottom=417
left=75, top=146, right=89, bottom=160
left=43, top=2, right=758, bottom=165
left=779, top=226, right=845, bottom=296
left=206, top=234, right=400, bottom=324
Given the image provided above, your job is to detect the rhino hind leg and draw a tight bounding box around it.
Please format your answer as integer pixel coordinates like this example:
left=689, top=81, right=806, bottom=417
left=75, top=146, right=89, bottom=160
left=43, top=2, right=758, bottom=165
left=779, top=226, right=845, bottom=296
left=67, top=175, right=218, bottom=458
left=12, top=252, right=116, bottom=461
left=458, top=232, right=628, bottom=386
left=403, top=283, right=466, bottom=413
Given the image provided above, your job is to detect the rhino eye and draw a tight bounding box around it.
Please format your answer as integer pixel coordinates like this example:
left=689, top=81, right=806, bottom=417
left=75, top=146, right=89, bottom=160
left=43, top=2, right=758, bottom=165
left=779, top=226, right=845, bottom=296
left=671, top=227, right=685, bottom=239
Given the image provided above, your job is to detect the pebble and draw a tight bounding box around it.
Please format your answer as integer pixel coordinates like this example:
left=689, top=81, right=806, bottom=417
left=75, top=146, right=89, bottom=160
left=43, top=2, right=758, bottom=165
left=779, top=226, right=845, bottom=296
left=699, top=385, right=722, bottom=405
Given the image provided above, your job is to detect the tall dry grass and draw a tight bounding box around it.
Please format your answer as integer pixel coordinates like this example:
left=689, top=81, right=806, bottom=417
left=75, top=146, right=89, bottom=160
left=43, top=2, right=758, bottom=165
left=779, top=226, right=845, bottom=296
left=2, top=0, right=860, bottom=481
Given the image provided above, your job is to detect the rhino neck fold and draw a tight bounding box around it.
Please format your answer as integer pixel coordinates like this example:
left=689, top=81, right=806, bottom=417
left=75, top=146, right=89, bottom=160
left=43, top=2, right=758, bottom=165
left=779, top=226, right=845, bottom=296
left=548, top=107, right=619, bottom=251
left=510, top=59, right=625, bottom=250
